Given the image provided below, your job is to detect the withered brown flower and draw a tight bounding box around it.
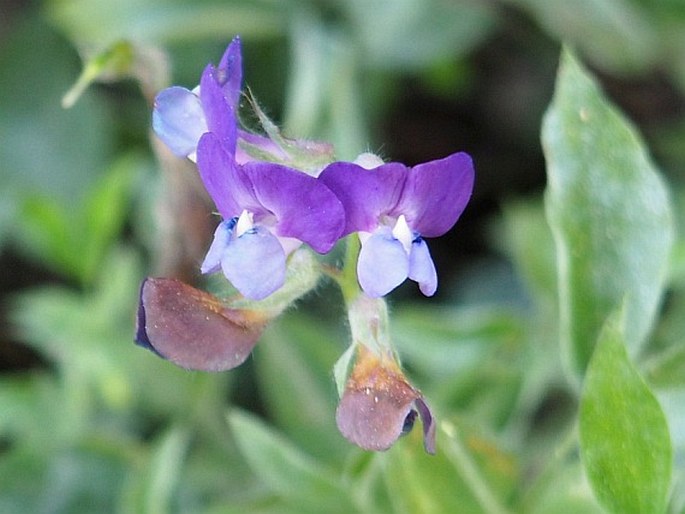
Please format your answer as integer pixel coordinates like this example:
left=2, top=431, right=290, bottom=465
left=336, top=345, right=435, bottom=453
left=135, top=277, right=268, bottom=371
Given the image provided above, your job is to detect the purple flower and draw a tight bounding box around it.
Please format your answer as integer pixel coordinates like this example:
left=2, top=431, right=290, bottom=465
left=152, top=36, right=345, bottom=300
left=152, top=37, right=333, bottom=170
left=319, top=152, right=474, bottom=297
left=152, top=36, right=242, bottom=160
left=196, top=132, right=345, bottom=300
left=135, top=277, right=268, bottom=371
left=336, top=345, right=436, bottom=453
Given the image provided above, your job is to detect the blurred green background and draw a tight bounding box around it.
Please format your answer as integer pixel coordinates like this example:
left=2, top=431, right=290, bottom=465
left=2, top=0, right=685, bottom=512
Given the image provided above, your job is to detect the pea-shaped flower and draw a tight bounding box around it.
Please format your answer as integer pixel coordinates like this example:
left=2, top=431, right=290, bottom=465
left=319, top=152, right=474, bottom=297
left=152, top=37, right=331, bottom=170
left=196, top=132, right=345, bottom=300
left=152, top=36, right=242, bottom=160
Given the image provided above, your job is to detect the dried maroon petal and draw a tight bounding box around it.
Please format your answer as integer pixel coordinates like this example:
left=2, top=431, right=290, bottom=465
left=335, top=346, right=435, bottom=453
left=135, top=277, right=267, bottom=371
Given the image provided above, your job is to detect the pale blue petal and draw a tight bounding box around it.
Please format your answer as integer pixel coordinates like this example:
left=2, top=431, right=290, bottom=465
left=200, top=218, right=236, bottom=274
left=357, top=229, right=409, bottom=297
left=408, top=238, right=437, bottom=296
left=152, top=87, right=208, bottom=156
left=220, top=226, right=286, bottom=300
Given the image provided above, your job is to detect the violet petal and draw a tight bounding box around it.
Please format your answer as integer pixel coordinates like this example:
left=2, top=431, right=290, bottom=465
left=242, top=161, right=345, bottom=253
left=217, top=36, right=242, bottom=108
left=135, top=278, right=266, bottom=371
left=200, top=64, right=237, bottom=155
left=319, top=161, right=407, bottom=235
left=200, top=218, right=236, bottom=274
left=393, top=152, right=475, bottom=237
left=220, top=225, right=286, bottom=300
left=196, top=133, right=261, bottom=219
left=152, top=86, right=207, bottom=157
left=408, top=238, right=438, bottom=296
left=357, top=229, right=409, bottom=298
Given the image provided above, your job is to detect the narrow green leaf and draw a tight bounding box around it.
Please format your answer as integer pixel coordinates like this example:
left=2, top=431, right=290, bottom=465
left=391, top=305, right=524, bottom=380
left=47, top=0, right=285, bottom=47
left=526, top=462, right=604, bottom=514
left=543, top=47, right=674, bottom=375
left=344, top=0, right=495, bottom=70
left=19, top=195, right=78, bottom=279
left=504, top=0, right=658, bottom=73
left=144, top=426, right=191, bottom=514
left=343, top=453, right=394, bottom=514
left=255, top=314, right=348, bottom=462
left=501, top=200, right=558, bottom=302
left=17, top=155, right=140, bottom=285
left=118, top=427, right=193, bottom=514
left=579, top=309, right=672, bottom=514
left=0, top=374, right=62, bottom=449
left=383, top=422, right=514, bottom=514
left=0, top=16, right=112, bottom=203
left=227, top=410, right=351, bottom=513
left=645, top=343, right=685, bottom=388
left=81, top=154, right=139, bottom=284
left=392, top=305, right=526, bottom=428
left=0, top=444, right=129, bottom=514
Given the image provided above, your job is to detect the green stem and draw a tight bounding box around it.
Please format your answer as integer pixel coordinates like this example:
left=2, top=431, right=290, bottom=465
left=517, top=423, right=578, bottom=512
left=443, top=423, right=512, bottom=514
left=339, top=234, right=362, bottom=305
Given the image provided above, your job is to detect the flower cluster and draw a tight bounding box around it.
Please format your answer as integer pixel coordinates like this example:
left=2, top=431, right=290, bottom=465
left=137, top=36, right=474, bottom=453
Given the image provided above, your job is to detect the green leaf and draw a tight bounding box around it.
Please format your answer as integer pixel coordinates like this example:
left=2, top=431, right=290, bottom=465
left=18, top=161, right=131, bottom=284
left=542, top=47, right=674, bottom=375
left=342, top=453, right=394, bottom=514
left=80, top=154, right=139, bottom=284
left=0, top=16, right=112, bottom=204
left=46, top=0, right=285, bottom=47
left=0, top=374, right=63, bottom=450
left=255, top=313, right=348, bottom=463
left=344, top=0, right=495, bottom=70
left=392, top=305, right=526, bottom=429
left=227, top=410, right=351, bottom=513
left=501, top=200, right=558, bottom=303
left=121, top=425, right=190, bottom=514
left=579, top=309, right=672, bottom=514
left=645, top=343, right=685, bottom=388
left=17, top=154, right=141, bottom=284
left=10, top=246, right=229, bottom=426
left=0, top=443, right=130, bottom=514
left=392, top=305, right=524, bottom=380
left=504, top=0, right=659, bottom=73
left=19, top=195, right=76, bottom=278
left=526, top=462, right=604, bottom=514
left=383, top=421, right=515, bottom=514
